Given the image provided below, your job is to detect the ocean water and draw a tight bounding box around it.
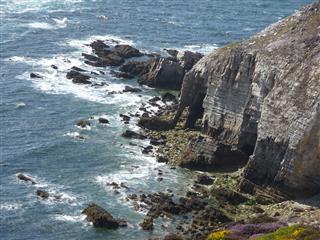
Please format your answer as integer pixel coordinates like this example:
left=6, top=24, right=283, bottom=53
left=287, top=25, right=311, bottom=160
left=0, top=0, right=314, bottom=239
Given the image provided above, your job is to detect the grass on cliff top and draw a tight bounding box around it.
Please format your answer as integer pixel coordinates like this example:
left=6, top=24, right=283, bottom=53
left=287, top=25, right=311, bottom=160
left=255, top=225, right=320, bottom=240
left=207, top=225, right=320, bottom=240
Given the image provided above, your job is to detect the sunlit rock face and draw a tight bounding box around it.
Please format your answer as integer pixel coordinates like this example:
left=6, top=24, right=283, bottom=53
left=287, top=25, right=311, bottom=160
left=175, top=2, right=320, bottom=197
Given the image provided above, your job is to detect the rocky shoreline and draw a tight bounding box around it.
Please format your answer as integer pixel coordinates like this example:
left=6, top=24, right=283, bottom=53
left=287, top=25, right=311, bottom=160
left=23, top=2, right=320, bottom=240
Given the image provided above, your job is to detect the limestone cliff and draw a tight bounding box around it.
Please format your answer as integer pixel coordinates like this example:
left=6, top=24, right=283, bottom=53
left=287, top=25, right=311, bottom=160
left=174, top=2, right=320, bottom=198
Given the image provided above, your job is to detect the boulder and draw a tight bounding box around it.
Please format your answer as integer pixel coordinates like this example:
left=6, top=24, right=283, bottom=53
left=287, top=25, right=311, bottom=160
left=195, top=174, right=214, bottom=185
left=120, top=114, right=131, bottom=122
left=66, top=70, right=91, bottom=84
left=113, top=45, right=143, bottom=58
left=164, top=49, right=179, bottom=59
left=149, top=96, right=161, bottom=102
left=140, top=217, right=154, bottom=231
left=16, top=173, right=36, bottom=185
left=51, top=65, right=58, bottom=69
left=98, top=118, right=109, bottom=124
left=71, top=66, right=87, bottom=72
left=121, top=130, right=146, bottom=140
left=138, top=117, right=172, bottom=131
left=138, top=58, right=185, bottom=90
left=82, top=203, right=119, bottom=229
left=119, top=61, right=149, bottom=76
left=89, top=40, right=110, bottom=53
left=161, top=92, right=177, bottom=103
left=142, top=145, right=153, bottom=154
left=76, top=119, right=90, bottom=128
left=30, top=73, right=42, bottom=79
left=177, top=51, right=203, bottom=71
left=36, top=189, right=49, bottom=199
left=211, top=188, right=248, bottom=205
left=123, top=86, right=142, bottom=93
left=110, top=71, right=134, bottom=79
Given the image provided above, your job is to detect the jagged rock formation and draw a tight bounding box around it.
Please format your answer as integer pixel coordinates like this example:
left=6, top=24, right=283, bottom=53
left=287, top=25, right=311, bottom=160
left=119, top=51, right=203, bottom=90
left=174, top=2, right=320, bottom=198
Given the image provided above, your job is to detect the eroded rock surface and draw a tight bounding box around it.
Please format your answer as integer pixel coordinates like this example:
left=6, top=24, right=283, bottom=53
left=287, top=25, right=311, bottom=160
left=173, top=3, right=320, bottom=198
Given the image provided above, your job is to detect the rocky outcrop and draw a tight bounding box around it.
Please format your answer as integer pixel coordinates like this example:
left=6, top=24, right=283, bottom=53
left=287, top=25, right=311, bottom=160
left=84, top=42, right=142, bottom=67
left=138, top=58, right=185, bottom=90
left=119, top=51, right=203, bottom=90
left=173, top=3, right=320, bottom=198
left=82, top=203, right=126, bottom=229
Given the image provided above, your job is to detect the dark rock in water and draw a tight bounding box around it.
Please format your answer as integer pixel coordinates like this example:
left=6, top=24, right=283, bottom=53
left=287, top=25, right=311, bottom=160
left=30, top=73, right=42, bottom=79
left=17, top=173, right=36, bottom=185
left=98, top=117, right=109, bottom=124
left=177, top=51, right=203, bottom=71
left=120, top=114, right=131, bottom=122
left=82, top=203, right=120, bottom=229
left=149, top=96, right=161, bottom=102
left=117, top=219, right=128, bottom=227
left=211, top=188, right=248, bottom=205
left=51, top=64, right=58, bottom=69
left=110, top=71, right=134, bottom=79
left=156, top=156, right=169, bottom=163
left=122, top=130, right=146, bottom=140
left=119, top=61, right=149, bottom=76
left=83, top=53, right=124, bottom=67
left=113, top=45, right=143, bottom=58
left=66, top=70, right=91, bottom=84
left=91, top=82, right=108, bottom=87
left=142, top=145, right=153, bottom=154
left=138, top=117, right=172, bottom=131
left=89, top=40, right=110, bottom=53
left=195, top=174, right=214, bottom=185
left=164, top=49, right=179, bottom=59
left=123, top=86, right=142, bottom=93
left=140, top=217, right=154, bottom=231
left=36, top=189, right=49, bottom=199
left=138, top=58, right=184, bottom=90
left=107, top=182, right=120, bottom=189
left=161, top=93, right=177, bottom=103
left=82, top=53, right=100, bottom=62
left=76, top=119, right=91, bottom=128
left=71, top=66, right=87, bottom=72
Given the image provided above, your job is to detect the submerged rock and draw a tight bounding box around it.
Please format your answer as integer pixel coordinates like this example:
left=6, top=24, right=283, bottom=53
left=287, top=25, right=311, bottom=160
left=76, top=119, right=91, bottom=128
left=16, top=173, right=36, bottom=185
left=36, top=189, right=49, bottom=199
left=30, top=73, right=42, bottom=79
left=82, top=204, right=120, bottom=229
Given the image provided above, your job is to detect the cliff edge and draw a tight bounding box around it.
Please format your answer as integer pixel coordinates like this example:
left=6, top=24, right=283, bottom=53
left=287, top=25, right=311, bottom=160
left=173, top=2, right=320, bottom=198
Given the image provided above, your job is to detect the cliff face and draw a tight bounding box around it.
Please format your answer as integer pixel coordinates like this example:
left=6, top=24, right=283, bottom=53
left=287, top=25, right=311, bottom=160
left=175, top=2, right=320, bottom=198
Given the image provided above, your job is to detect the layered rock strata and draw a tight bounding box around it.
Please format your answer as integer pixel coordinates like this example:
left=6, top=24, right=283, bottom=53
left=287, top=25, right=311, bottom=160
left=173, top=2, right=320, bottom=198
